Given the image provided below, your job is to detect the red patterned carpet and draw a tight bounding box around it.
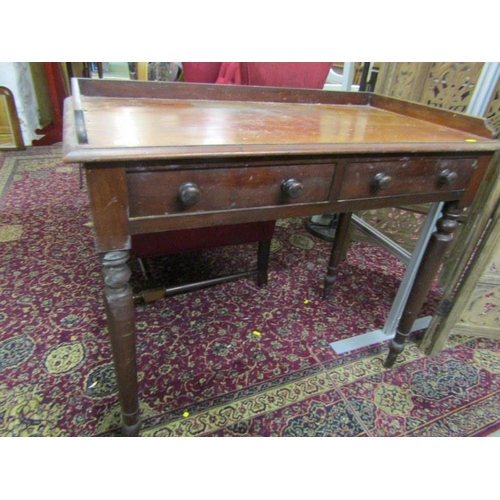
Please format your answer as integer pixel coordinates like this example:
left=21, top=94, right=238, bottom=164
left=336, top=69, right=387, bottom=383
left=1, top=145, right=500, bottom=437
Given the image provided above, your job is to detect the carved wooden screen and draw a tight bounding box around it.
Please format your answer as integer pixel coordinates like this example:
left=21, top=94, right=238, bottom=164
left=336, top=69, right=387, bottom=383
left=419, top=62, right=484, bottom=112
left=375, top=62, right=431, bottom=102
left=375, top=62, right=486, bottom=109
left=452, top=232, right=500, bottom=339
left=485, top=75, right=500, bottom=135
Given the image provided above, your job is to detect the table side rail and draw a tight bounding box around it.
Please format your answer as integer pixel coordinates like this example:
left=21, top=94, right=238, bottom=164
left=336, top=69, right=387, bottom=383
left=371, top=93, right=499, bottom=140
left=76, top=77, right=371, bottom=106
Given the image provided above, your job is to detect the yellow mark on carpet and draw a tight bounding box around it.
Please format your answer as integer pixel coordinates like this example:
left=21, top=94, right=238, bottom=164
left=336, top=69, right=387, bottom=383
left=0, top=224, right=23, bottom=242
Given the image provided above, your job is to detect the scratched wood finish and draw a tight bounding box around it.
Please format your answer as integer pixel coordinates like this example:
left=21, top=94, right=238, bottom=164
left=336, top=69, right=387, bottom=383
left=78, top=97, right=490, bottom=150
left=127, top=162, right=336, bottom=217
left=85, top=166, right=130, bottom=252
left=63, top=79, right=499, bottom=164
left=337, top=157, right=476, bottom=200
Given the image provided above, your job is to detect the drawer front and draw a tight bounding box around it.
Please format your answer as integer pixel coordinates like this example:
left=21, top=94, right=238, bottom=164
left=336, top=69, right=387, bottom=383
left=127, top=163, right=335, bottom=217
left=338, top=157, right=477, bottom=200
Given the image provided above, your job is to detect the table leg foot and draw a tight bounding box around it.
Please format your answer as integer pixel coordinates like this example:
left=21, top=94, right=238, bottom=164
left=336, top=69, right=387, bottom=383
left=322, top=275, right=336, bottom=300
left=122, top=412, right=142, bottom=437
left=384, top=332, right=406, bottom=368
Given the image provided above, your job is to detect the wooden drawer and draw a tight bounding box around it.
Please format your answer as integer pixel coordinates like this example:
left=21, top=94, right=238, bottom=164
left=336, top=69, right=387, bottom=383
left=127, top=163, right=336, bottom=217
left=338, top=157, right=477, bottom=200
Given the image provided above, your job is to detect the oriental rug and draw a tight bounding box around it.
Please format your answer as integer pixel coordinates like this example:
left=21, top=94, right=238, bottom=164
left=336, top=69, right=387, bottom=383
left=1, top=145, right=500, bottom=437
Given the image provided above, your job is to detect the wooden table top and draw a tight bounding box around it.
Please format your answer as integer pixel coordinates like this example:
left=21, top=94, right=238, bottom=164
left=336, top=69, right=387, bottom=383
left=63, top=79, right=500, bottom=163
left=82, top=97, right=489, bottom=147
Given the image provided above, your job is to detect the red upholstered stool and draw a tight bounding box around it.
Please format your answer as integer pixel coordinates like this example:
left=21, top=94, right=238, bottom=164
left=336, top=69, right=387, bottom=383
left=132, top=222, right=275, bottom=302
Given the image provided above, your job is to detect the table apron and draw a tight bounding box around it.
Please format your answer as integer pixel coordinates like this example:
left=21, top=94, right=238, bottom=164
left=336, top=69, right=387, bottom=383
left=127, top=190, right=466, bottom=235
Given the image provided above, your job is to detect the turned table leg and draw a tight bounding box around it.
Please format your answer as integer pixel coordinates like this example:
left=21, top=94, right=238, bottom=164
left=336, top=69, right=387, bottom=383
left=101, top=250, right=141, bottom=436
left=323, top=212, right=352, bottom=299
left=384, top=201, right=462, bottom=368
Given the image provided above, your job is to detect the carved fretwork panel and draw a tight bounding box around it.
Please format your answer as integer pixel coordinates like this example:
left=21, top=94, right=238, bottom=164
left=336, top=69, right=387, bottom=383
left=420, top=62, right=484, bottom=113
left=485, top=76, right=500, bottom=136
left=375, top=63, right=431, bottom=102
left=451, top=217, right=500, bottom=339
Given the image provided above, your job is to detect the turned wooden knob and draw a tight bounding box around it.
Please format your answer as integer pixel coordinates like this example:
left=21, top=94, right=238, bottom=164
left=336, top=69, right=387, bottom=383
left=371, top=172, right=392, bottom=191
left=178, top=182, right=201, bottom=207
left=281, top=178, right=304, bottom=199
left=438, top=169, right=458, bottom=186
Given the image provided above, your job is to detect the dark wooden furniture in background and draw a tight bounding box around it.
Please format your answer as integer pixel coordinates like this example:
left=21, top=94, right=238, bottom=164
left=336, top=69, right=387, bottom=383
left=63, top=78, right=500, bottom=436
left=85, top=63, right=104, bottom=79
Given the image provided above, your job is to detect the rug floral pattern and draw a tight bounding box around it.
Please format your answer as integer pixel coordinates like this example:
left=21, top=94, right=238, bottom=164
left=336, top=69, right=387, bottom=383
left=1, top=146, right=500, bottom=437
